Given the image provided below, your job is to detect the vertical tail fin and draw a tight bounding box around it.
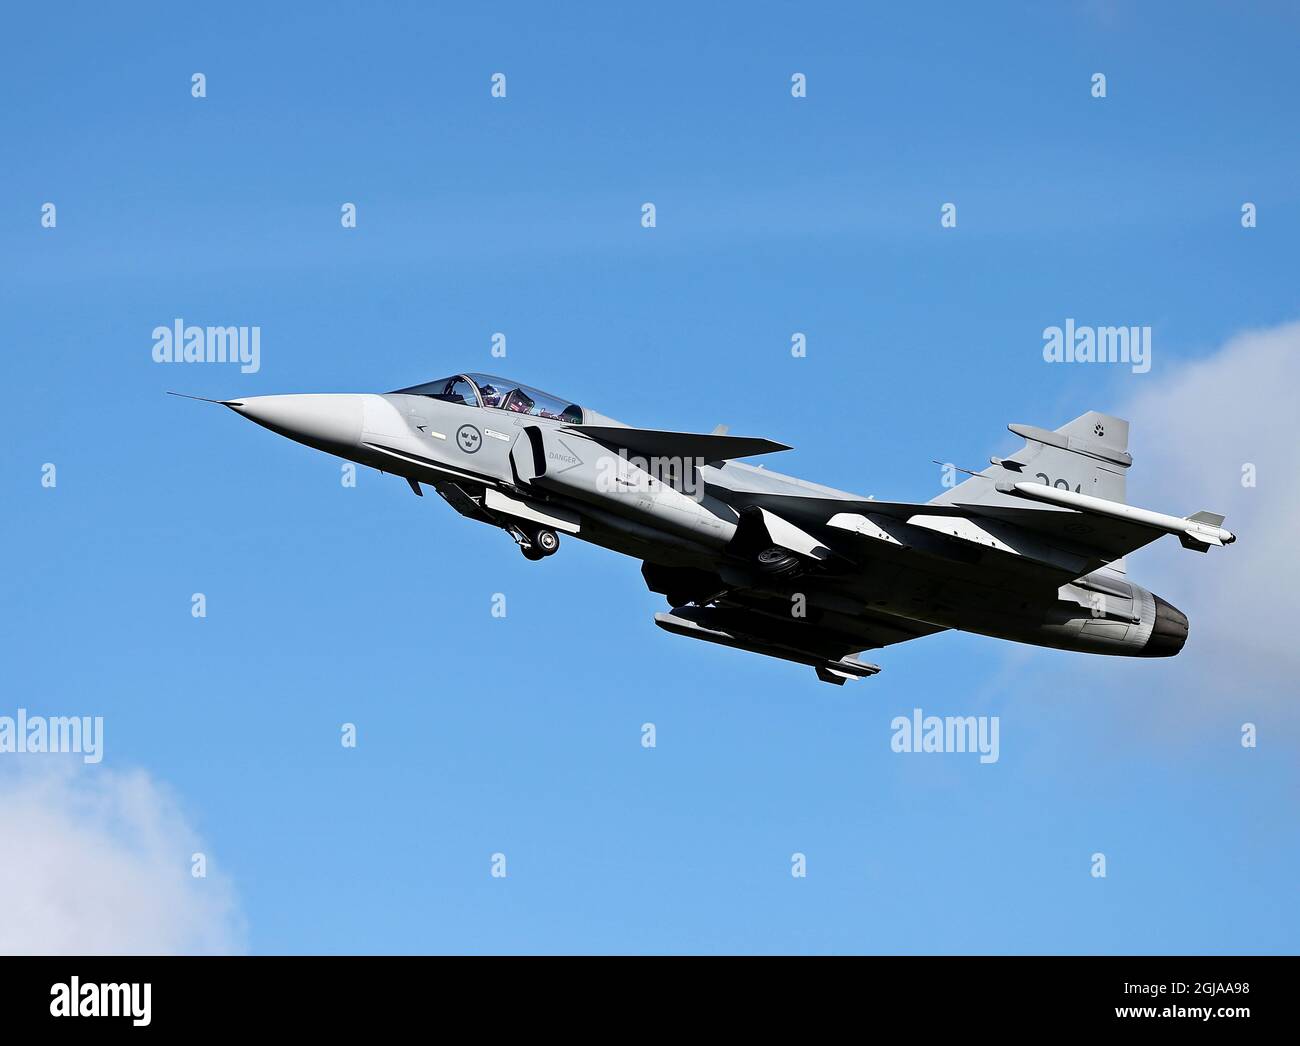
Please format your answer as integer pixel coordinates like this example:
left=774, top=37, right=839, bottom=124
left=931, top=411, right=1132, bottom=508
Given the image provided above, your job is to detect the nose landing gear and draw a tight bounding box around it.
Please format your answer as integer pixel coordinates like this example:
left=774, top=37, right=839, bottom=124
left=515, top=525, right=560, bottom=561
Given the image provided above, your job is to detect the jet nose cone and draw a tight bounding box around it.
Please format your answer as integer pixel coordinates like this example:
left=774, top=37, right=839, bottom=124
left=229, top=394, right=363, bottom=453
left=1141, top=595, right=1189, bottom=657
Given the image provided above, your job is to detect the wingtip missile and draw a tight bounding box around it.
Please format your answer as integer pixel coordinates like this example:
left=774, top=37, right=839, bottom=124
left=1005, top=481, right=1237, bottom=550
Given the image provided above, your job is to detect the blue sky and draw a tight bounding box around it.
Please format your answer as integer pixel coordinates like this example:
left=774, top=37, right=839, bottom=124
left=2, top=2, right=1297, bottom=953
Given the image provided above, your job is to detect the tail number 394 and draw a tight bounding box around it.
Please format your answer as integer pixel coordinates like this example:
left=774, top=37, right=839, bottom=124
left=1035, top=473, right=1082, bottom=492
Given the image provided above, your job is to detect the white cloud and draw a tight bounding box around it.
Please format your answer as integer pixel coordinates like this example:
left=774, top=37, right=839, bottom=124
left=1121, top=319, right=1300, bottom=686
left=0, top=761, right=246, bottom=954
left=1029, top=318, right=1300, bottom=746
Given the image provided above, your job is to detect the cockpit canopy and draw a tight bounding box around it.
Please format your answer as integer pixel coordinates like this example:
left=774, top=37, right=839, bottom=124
left=391, top=373, right=585, bottom=425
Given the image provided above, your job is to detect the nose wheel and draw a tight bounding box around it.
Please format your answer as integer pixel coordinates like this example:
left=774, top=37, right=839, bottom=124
left=518, top=526, right=560, bottom=561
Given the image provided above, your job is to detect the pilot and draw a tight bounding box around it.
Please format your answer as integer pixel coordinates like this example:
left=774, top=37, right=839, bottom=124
left=478, top=382, right=502, bottom=408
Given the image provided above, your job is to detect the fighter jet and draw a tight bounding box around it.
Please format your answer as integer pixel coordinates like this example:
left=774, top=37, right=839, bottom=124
left=175, top=372, right=1236, bottom=684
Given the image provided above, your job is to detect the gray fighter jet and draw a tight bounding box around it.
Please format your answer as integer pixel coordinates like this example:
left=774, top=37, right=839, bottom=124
left=176, top=372, right=1236, bottom=684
